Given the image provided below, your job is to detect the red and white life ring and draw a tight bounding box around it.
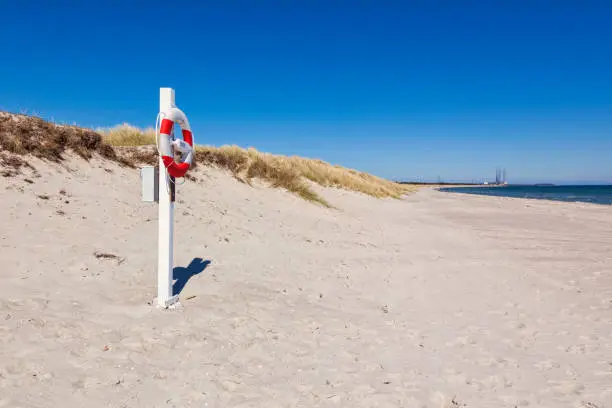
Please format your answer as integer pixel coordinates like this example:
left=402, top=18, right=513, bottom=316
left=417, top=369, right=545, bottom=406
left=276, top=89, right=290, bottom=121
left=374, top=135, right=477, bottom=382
left=158, top=107, right=194, bottom=178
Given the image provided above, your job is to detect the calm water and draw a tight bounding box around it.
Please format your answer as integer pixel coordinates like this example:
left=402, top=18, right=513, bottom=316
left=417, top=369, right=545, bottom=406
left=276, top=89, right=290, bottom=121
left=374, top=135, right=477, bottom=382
left=440, top=185, right=612, bottom=205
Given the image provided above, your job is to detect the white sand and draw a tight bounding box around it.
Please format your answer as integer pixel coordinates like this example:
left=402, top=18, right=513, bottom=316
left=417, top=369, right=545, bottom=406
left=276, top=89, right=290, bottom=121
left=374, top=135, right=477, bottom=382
left=1, top=156, right=611, bottom=407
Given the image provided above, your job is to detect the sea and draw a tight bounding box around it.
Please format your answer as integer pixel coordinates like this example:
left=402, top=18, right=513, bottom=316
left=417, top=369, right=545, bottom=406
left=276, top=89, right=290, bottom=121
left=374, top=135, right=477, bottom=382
left=439, top=185, right=612, bottom=206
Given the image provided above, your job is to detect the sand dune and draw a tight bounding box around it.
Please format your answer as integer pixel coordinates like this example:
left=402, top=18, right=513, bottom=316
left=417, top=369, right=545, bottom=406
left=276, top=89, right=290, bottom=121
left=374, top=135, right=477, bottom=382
left=1, top=155, right=611, bottom=407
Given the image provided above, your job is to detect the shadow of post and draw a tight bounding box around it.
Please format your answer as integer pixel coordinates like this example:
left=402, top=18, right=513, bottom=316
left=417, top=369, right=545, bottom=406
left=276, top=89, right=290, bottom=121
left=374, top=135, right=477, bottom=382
left=173, top=257, right=211, bottom=295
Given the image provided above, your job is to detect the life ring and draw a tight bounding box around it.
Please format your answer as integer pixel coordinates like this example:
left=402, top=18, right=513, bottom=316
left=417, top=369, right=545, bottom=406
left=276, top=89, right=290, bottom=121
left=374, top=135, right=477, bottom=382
left=158, top=107, right=194, bottom=178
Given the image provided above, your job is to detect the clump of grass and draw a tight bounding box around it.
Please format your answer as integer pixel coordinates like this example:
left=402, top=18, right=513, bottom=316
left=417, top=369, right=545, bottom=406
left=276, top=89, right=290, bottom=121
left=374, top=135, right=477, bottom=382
left=1, top=152, right=34, bottom=177
left=195, top=145, right=414, bottom=204
left=0, top=111, right=119, bottom=163
left=196, top=145, right=330, bottom=206
left=97, top=124, right=156, bottom=147
left=282, top=156, right=409, bottom=198
left=196, top=146, right=411, bottom=198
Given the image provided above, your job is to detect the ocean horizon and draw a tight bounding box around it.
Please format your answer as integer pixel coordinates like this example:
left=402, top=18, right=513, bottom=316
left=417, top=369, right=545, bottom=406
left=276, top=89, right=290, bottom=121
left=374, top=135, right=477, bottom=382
left=439, top=184, right=612, bottom=205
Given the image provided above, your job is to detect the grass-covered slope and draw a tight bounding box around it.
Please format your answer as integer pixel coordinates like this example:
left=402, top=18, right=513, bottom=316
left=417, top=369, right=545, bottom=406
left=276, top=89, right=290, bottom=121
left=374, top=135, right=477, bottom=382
left=2, top=112, right=413, bottom=205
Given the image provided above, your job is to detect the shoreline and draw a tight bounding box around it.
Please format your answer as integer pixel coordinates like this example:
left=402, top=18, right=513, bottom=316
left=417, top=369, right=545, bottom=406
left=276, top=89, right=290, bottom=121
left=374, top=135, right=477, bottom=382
left=435, top=185, right=612, bottom=207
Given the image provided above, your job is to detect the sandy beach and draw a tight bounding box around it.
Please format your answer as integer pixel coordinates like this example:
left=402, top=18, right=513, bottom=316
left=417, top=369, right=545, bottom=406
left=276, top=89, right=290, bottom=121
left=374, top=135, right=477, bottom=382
left=1, top=156, right=611, bottom=408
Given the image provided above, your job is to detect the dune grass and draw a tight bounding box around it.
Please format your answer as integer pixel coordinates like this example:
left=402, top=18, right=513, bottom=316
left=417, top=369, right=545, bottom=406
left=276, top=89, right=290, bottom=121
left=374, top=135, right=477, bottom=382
left=97, top=124, right=156, bottom=147
left=0, top=111, right=119, bottom=163
left=2, top=112, right=413, bottom=204
left=98, top=124, right=413, bottom=204
left=195, top=145, right=330, bottom=206
left=196, top=145, right=409, bottom=200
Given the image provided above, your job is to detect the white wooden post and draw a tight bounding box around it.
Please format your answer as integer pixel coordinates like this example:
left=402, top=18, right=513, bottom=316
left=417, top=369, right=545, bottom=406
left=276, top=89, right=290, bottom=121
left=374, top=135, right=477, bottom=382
left=157, top=87, right=179, bottom=308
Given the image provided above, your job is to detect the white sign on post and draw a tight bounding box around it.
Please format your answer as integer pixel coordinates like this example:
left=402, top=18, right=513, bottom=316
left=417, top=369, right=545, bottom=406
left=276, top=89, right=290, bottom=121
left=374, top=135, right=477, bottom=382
left=157, top=87, right=179, bottom=308
left=140, top=166, right=158, bottom=202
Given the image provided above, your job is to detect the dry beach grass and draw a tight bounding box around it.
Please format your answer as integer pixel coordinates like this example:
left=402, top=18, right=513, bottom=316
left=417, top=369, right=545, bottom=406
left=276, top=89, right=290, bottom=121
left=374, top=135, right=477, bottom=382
left=0, top=112, right=122, bottom=176
left=96, top=123, right=156, bottom=147
left=0, top=113, right=412, bottom=205
left=97, top=123, right=412, bottom=204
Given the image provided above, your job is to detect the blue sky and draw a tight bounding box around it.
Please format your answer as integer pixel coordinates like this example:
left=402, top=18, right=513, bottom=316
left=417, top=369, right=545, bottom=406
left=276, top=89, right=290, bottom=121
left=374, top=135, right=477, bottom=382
left=1, top=0, right=611, bottom=184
